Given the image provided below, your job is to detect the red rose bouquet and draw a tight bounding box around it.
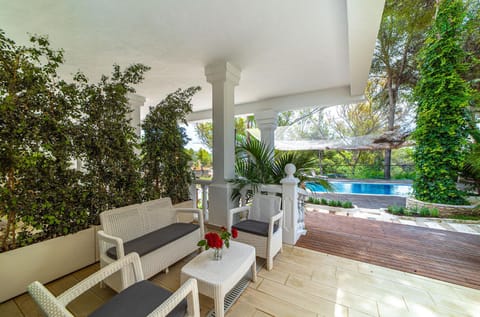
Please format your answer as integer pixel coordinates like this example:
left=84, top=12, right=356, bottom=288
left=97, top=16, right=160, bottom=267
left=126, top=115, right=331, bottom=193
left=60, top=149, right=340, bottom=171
left=198, top=227, right=238, bottom=250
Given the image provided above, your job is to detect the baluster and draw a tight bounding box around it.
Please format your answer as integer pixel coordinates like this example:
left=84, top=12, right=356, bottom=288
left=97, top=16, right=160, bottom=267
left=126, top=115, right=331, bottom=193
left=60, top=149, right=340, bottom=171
left=201, top=183, right=209, bottom=222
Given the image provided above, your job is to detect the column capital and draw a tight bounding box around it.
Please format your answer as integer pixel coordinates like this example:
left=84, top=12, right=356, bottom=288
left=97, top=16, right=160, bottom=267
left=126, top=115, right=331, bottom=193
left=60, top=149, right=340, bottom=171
left=255, top=109, right=278, bottom=130
left=205, top=61, right=241, bottom=85
left=128, top=93, right=146, bottom=107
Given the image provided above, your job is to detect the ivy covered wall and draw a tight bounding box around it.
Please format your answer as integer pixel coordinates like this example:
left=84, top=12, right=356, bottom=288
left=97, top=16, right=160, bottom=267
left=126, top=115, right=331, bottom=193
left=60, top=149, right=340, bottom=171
left=413, top=0, right=472, bottom=205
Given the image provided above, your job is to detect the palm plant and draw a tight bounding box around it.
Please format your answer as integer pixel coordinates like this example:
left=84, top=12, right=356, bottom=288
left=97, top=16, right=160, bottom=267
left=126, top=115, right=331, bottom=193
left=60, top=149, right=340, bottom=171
left=230, top=136, right=332, bottom=200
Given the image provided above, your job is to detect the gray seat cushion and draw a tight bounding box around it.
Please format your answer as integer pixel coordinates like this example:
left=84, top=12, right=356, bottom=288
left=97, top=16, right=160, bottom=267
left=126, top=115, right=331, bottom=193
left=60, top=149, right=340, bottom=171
left=232, top=219, right=279, bottom=237
left=107, top=223, right=199, bottom=260
left=88, top=280, right=187, bottom=317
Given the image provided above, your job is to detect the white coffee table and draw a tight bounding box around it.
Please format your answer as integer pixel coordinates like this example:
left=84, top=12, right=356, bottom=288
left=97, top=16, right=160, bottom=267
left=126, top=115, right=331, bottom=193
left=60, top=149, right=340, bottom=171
left=180, top=241, right=256, bottom=317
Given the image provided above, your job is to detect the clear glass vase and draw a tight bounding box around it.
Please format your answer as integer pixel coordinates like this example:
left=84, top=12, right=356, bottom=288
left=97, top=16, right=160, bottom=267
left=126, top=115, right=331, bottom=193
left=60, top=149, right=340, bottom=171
left=213, top=247, right=222, bottom=261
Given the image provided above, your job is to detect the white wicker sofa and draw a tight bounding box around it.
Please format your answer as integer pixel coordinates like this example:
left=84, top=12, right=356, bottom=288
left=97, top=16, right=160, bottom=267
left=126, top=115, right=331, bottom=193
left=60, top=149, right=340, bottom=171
left=98, top=198, right=204, bottom=292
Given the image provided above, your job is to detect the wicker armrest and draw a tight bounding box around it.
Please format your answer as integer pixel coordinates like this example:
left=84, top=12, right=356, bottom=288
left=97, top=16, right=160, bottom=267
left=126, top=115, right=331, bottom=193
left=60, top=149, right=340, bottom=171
left=98, top=230, right=125, bottom=260
left=227, top=206, right=251, bottom=231
left=28, top=253, right=144, bottom=316
left=175, top=208, right=204, bottom=237
left=269, top=211, right=283, bottom=236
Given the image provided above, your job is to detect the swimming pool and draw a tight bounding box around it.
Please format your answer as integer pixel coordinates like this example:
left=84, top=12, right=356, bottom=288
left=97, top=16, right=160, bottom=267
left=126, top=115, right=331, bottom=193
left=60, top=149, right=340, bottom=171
left=306, top=181, right=412, bottom=196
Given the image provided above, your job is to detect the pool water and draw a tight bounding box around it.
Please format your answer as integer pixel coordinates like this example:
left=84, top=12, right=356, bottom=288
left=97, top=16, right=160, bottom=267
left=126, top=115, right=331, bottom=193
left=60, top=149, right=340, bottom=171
left=306, top=181, right=412, bottom=196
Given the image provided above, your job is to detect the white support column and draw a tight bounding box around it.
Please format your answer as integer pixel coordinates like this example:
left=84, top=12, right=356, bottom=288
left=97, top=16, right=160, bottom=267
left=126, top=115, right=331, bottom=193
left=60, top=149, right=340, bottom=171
left=280, top=164, right=300, bottom=245
left=205, top=62, right=241, bottom=226
left=127, top=94, right=145, bottom=139
left=255, top=109, right=278, bottom=153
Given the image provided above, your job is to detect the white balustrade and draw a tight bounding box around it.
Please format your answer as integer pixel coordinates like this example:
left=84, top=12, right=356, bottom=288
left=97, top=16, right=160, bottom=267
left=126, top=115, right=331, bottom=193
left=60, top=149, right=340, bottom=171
left=190, top=179, right=212, bottom=223
left=191, top=163, right=306, bottom=245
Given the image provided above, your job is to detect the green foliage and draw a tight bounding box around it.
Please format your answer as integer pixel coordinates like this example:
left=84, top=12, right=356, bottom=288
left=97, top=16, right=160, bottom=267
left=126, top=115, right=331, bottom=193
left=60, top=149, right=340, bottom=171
left=372, top=0, right=435, bottom=179
left=0, top=29, right=150, bottom=250
left=0, top=30, right=89, bottom=250
left=75, top=64, right=149, bottom=224
left=141, top=87, right=201, bottom=204
left=194, top=116, right=253, bottom=150
left=413, top=0, right=472, bottom=205
left=230, top=137, right=320, bottom=200
left=386, top=205, right=440, bottom=217
left=448, top=214, right=480, bottom=220
left=306, top=197, right=354, bottom=209
left=197, top=148, right=212, bottom=167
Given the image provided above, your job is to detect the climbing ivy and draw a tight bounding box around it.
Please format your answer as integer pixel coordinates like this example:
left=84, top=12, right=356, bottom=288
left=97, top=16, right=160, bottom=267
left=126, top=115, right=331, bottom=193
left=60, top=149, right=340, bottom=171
left=413, top=0, right=472, bottom=204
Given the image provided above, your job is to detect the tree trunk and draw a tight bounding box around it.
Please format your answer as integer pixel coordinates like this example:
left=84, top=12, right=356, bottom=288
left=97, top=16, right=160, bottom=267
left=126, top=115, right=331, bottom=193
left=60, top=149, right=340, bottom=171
left=318, top=150, right=323, bottom=174
left=384, top=77, right=397, bottom=180
left=384, top=149, right=392, bottom=179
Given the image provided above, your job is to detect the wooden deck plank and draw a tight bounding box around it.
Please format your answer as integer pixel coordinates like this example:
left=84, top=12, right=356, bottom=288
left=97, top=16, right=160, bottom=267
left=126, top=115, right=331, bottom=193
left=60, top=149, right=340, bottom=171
left=296, top=211, right=480, bottom=290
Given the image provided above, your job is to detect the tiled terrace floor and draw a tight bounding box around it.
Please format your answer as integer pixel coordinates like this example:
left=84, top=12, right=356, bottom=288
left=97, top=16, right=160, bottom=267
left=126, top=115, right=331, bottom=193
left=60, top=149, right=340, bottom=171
left=2, top=244, right=479, bottom=317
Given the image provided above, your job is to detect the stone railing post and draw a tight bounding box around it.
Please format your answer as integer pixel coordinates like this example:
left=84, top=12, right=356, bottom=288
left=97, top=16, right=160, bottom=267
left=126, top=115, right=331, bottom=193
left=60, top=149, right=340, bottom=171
left=280, top=163, right=300, bottom=245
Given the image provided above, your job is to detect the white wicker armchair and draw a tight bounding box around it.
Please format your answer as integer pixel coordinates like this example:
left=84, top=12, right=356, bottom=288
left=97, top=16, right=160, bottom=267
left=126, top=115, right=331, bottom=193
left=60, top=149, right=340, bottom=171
left=227, top=194, right=283, bottom=270
left=27, top=253, right=200, bottom=317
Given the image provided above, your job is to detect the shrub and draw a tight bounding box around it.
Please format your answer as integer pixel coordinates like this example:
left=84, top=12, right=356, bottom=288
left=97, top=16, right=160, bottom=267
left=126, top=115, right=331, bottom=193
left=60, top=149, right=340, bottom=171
left=342, top=201, right=353, bottom=208
left=430, top=208, right=440, bottom=217
left=387, top=205, right=405, bottom=215
left=419, top=207, right=430, bottom=217
left=307, top=197, right=354, bottom=209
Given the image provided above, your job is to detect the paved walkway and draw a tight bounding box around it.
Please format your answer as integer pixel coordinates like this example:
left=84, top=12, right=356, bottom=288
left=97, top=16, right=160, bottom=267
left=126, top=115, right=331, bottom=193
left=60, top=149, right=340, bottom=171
left=313, top=193, right=407, bottom=209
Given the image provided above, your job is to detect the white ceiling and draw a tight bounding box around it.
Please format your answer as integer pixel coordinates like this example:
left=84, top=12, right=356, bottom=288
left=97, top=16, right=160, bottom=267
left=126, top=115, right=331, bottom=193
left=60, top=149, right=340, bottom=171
left=0, top=0, right=385, bottom=120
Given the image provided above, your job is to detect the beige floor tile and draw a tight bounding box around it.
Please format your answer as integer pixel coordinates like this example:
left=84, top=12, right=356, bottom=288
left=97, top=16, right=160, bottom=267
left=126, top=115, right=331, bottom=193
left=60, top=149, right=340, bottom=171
left=71, top=263, right=100, bottom=281
left=257, top=278, right=349, bottom=316
left=451, top=286, right=480, bottom=303
left=252, top=310, right=275, bottom=317
left=405, top=301, right=473, bottom=317
left=377, top=300, right=417, bottom=317
left=14, top=292, right=48, bottom=317
left=272, top=257, right=315, bottom=278
left=9, top=243, right=478, bottom=317
left=237, top=287, right=317, bottom=317
left=89, top=283, right=117, bottom=301
left=428, top=292, right=480, bottom=317
left=348, top=308, right=378, bottom=317
left=332, top=258, right=360, bottom=273
left=336, top=267, right=436, bottom=306
left=286, top=274, right=379, bottom=317
left=357, top=262, right=410, bottom=281
left=258, top=266, right=289, bottom=285
left=248, top=276, right=264, bottom=290
left=0, top=300, right=24, bottom=317
left=46, top=275, right=81, bottom=296
left=311, top=269, right=340, bottom=288
left=66, top=290, right=104, bottom=316
left=227, top=300, right=257, bottom=317
left=150, top=265, right=183, bottom=291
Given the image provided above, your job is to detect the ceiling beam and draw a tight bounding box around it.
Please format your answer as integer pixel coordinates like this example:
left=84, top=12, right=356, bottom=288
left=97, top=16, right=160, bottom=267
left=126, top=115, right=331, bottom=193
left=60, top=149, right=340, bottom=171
left=187, top=86, right=365, bottom=122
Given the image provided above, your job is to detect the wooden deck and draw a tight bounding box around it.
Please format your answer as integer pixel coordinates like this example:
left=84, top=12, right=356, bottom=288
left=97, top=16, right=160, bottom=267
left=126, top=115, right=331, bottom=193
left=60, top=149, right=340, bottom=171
left=297, top=211, right=480, bottom=290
